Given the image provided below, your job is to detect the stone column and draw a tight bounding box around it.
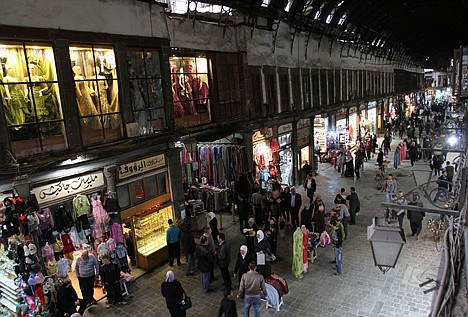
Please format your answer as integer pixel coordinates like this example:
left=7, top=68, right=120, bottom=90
left=167, top=148, right=185, bottom=219
left=103, top=164, right=118, bottom=194
left=310, top=117, right=315, bottom=176
left=291, top=120, right=298, bottom=185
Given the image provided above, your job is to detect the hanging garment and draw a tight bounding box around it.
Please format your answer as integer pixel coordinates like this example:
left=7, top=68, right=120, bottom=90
left=91, top=195, right=110, bottom=225
left=67, top=227, right=83, bottom=246
left=73, top=194, right=91, bottom=218
left=41, top=244, right=54, bottom=263
left=292, top=228, right=303, bottom=278
left=54, top=205, right=74, bottom=232
left=110, top=223, right=125, bottom=245
left=302, top=226, right=309, bottom=273
left=57, top=258, right=70, bottom=278
left=60, top=233, right=75, bottom=254
left=37, top=208, right=54, bottom=232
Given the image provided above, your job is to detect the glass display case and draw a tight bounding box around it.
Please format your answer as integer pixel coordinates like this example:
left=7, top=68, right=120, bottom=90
left=132, top=203, right=173, bottom=269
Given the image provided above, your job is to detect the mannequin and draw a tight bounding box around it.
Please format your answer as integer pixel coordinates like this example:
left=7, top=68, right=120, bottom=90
left=72, top=66, right=98, bottom=117
left=25, top=63, right=49, bottom=120
left=292, top=227, right=303, bottom=279
left=89, top=66, right=110, bottom=114
left=3, top=64, right=28, bottom=127
left=179, top=67, right=197, bottom=116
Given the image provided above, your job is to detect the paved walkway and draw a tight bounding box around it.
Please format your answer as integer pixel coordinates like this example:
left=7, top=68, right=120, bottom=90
left=85, top=138, right=442, bottom=317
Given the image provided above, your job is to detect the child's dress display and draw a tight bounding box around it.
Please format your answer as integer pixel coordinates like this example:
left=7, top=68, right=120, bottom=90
left=91, top=195, right=110, bottom=225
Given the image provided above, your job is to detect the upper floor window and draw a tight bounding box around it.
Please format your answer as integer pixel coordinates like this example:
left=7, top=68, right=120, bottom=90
left=127, top=48, right=165, bottom=134
left=0, top=42, right=67, bottom=158
left=170, top=53, right=211, bottom=128
left=69, top=46, right=122, bottom=146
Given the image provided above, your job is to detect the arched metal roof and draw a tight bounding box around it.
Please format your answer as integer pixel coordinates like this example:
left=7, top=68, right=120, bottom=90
left=180, top=0, right=468, bottom=69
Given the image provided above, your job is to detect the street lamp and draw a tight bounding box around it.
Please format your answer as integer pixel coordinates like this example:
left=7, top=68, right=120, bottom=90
left=12, top=174, right=31, bottom=198
left=412, top=162, right=433, bottom=187
left=367, top=217, right=405, bottom=273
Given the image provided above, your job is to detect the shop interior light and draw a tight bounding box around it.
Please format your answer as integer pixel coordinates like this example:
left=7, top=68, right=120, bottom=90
left=448, top=136, right=458, bottom=147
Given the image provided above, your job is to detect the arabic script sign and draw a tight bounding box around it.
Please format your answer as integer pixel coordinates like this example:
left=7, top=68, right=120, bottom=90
left=118, top=154, right=166, bottom=180
left=31, top=172, right=105, bottom=205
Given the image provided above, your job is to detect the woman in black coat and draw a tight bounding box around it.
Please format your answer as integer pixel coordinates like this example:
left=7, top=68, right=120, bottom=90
left=233, top=245, right=252, bottom=284
left=161, top=271, right=186, bottom=317
left=254, top=230, right=272, bottom=278
left=208, top=212, right=219, bottom=243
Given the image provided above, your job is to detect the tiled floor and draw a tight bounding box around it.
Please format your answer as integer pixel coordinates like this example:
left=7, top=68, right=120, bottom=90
left=85, top=138, right=442, bottom=317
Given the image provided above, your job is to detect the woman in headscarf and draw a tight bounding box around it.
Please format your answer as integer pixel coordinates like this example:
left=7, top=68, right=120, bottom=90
left=244, top=218, right=258, bottom=253
left=254, top=230, right=272, bottom=278
left=208, top=212, right=219, bottom=244
left=233, top=245, right=251, bottom=285
left=161, top=270, right=186, bottom=317
left=312, top=195, right=326, bottom=234
left=264, top=217, right=278, bottom=256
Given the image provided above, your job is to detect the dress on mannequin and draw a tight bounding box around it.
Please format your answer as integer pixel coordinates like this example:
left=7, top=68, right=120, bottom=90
left=3, top=64, right=28, bottom=127
left=72, top=66, right=100, bottom=129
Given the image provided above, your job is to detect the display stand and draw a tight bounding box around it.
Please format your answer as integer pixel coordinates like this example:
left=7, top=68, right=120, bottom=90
left=0, top=252, right=21, bottom=316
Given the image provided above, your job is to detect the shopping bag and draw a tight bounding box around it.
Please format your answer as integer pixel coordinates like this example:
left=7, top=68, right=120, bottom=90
left=179, top=292, right=192, bottom=311
left=256, top=252, right=266, bottom=265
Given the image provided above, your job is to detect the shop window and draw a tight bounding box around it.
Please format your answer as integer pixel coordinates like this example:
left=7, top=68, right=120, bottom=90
left=279, top=74, right=289, bottom=112
left=319, top=70, right=327, bottom=105
left=127, top=48, right=165, bottom=133
left=69, top=46, right=122, bottom=145
left=311, top=69, right=319, bottom=106
left=251, top=73, right=263, bottom=116
left=264, top=74, right=277, bottom=114
left=170, top=54, right=211, bottom=128
left=291, top=73, right=301, bottom=110
left=214, top=54, right=243, bottom=120
left=302, top=73, right=311, bottom=108
left=117, top=172, right=168, bottom=209
left=0, top=42, right=67, bottom=158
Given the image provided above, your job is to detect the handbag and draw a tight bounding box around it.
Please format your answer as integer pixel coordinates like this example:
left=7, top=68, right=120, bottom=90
left=179, top=292, right=192, bottom=311
left=265, top=250, right=276, bottom=262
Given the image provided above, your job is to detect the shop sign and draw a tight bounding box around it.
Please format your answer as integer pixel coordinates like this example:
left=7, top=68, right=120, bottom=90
left=298, top=118, right=310, bottom=129
left=368, top=101, right=377, bottom=109
left=118, top=154, right=166, bottom=180
left=349, top=106, right=358, bottom=114
left=278, top=123, right=292, bottom=134
left=297, top=127, right=310, bottom=140
left=31, top=172, right=105, bottom=205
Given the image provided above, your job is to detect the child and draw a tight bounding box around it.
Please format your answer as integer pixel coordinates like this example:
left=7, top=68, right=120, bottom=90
left=100, top=255, right=127, bottom=308
left=218, top=288, right=237, bottom=317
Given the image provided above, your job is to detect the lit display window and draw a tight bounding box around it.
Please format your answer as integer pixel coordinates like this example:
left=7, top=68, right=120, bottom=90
left=69, top=46, right=122, bottom=145
left=0, top=42, right=67, bottom=158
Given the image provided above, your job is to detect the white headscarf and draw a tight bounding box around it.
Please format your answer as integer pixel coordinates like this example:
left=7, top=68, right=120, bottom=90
left=208, top=212, right=216, bottom=220
left=165, top=270, right=175, bottom=283
left=240, top=245, right=248, bottom=259
left=256, top=230, right=264, bottom=242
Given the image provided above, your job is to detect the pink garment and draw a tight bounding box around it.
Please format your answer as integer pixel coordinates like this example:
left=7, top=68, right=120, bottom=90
left=41, top=244, right=54, bottom=263
left=107, top=238, right=116, bottom=252
left=91, top=224, right=102, bottom=239
left=38, top=208, right=54, bottom=231
left=91, top=195, right=110, bottom=225
left=110, top=223, right=126, bottom=245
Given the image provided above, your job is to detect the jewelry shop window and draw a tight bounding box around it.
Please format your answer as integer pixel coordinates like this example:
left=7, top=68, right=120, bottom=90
left=126, top=48, right=165, bottom=134
left=0, top=42, right=67, bottom=158
left=169, top=53, right=211, bottom=128
left=116, top=172, right=168, bottom=209
left=69, top=46, right=122, bottom=145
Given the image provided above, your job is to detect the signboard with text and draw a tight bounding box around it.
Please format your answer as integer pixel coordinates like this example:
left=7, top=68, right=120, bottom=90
left=118, top=154, right=166, bottom=180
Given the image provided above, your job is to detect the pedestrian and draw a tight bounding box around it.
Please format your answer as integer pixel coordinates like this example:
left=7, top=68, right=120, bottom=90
left=183, top=224, right=197, bottom=276
left=435, top=171, right=449, bottom=202
left=338, top=151, right=346, bottom=177
left=209, top=212, right=219, bottom=245
left=280, top=186, right=291, bottom=224
left=365, top=141, right=372, bottom=161
left=330, top=218, right=343, bottom=276
left=445, top=161, right=454, bottom=192
left=57, top=276, right=87, bottom=316
left=303, top=173, right=316, bottom=203
left=407, top=208, right=425, bottom=240
left=311, top=195, right=326, bottom=234
left=196, top=235, right=215, bottom=293
left=237, top=193, right=250, bottom=233
left=301, top=161, right=312, bottom=181
left=251, top=188, right=263, bottom=226
left=74, top=249, right=99, bottom=306
left=346, top=187, right=360, bottom=225
left=354, top=151, right=361, bottom=178
left=166, top=219, right=181, bottom=267
left=300, top=202, right=313, bottom=232
left=264, top=217, right=278, bottom=256
left=409, top=141, right=418, bottom=166
left=161, top=270, right=186, bottom=317
left=334, top=188, right=347, bottom=205
left=377, top=148, right=384, bottom=172
left=237, top=261, right=267, bottom=317
left=217, top=233, right=232, bottom=290
left=432, top=155, right=443, bottom=176
left=391, top=191, right=407, bottom=229
left=289, top=187, right=302, bottom=228
left=234, top=245, right=252, bottom=285
left=218, top=288, right=237, bottom=317
left=199, top=227, right=217, bottom=282
left=244, top=218, right=258, bottom=254
left=381, top=174, right=398, bottom=203
left=314, top=141, right=322, bottom=162
left=335, top=202, right=350, bottom=238
left=254, top=230, right=272, bottom=279
left=100, top=255, right=127, bottom=308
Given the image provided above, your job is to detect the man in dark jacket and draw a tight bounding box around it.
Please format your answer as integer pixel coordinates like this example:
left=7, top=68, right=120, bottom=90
left=346, top=187, right=360, bottom=225
left=445, top=161, right=455, bottom=192
left=290, top=187, right=302, bottom=228
left=407, top=207, right=425, bottom=240
left=217, top=233, right=231, bottom=290
left=303, top=174, right=316, bottom=202
left=218, top=288, right=237, bottom=317
left=330, top=218, right=343, bottom=276
left=196, top=235, right=215, bottom=293
left=57, top=276, right=87, bottom=316
left=377, top=148, right=384, bottom=171
left=100, top=255, right=127, bottom=308
left=183, top=224, right=197, bottom=276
